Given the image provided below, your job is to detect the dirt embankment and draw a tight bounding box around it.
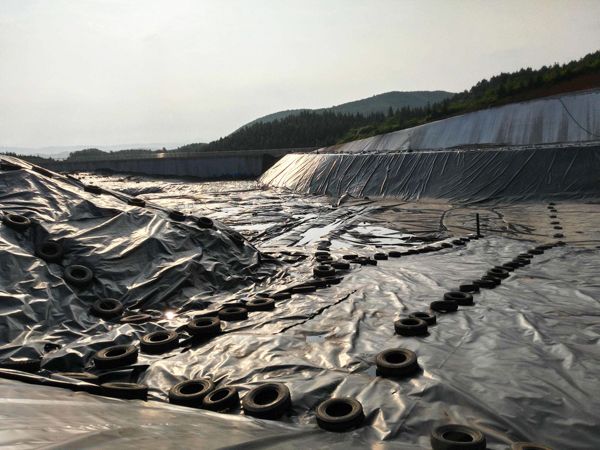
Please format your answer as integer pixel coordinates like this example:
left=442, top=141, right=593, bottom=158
left=500, top=72, right=600, bottom=105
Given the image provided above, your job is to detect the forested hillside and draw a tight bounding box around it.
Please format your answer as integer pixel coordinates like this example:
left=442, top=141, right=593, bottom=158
left=241, top=90, right=453, bottom=128
left=181, top=50, right=600, bottom=151
left=186, top=111, right=387, bottom=151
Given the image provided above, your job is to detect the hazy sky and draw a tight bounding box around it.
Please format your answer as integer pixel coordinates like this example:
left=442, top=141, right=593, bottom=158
left=1, top=0, right=599, bottom=148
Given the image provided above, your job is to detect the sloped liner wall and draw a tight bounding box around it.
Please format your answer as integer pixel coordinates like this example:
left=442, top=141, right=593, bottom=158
left=323, top=89, right=600, bottom=153
left=260, top=145, right=600, bottom=202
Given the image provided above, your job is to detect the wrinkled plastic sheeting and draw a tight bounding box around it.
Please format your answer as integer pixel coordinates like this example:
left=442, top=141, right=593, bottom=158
left=1, top=236, right=600, bottom=449
left=0, top=156, right=276, bottom=352
left=0, top=377, right=411, bottom=449
left=2, top=157, right=600, bottom=449
left=260, top=145, right=600, bottom=202
left=323, top=89, right=600, bottom=153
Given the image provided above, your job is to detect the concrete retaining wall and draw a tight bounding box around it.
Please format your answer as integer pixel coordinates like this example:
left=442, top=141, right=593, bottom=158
left=39, top=148, right=313, bottom=179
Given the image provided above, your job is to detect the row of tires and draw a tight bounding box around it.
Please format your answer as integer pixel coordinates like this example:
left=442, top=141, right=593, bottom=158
left=167, top=380, right=364, bottom=432
left=83, top=181, right=217, bottom=229
left=393, top=240, right=566, bottom=335
left=90, top=277, right=343, bottom=330
left=1, top=198, right=228, bottom=329
left=313, top=235, right=478, bottom=268
left=83, top=181, right=214, bottom=229
left=0, top=218, right=100, bottom=288
left=1, top=209, right=214, bottom=291
left=0, top=360, right=552, bottom=447
left=309, top=236, right=490, bottom=442
left=458, top=239, right=564, bottom=293
left=92, top=297, right=276, bottom=324
left=1, top=160, right=219, bottom=287
left=312, top=239, right=465, bottom=378
left=379, top=236, right=560, bottom=449
left=311, top=235, right=479, bottom=328
left=547, top=204, right=564, bottom=239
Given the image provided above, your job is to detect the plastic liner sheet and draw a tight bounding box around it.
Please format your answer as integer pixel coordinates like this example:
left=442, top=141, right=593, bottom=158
left=260, top=146, right=600, bottom=202
left=0, top=157, right=278, bottom=351
left=1, top=158, right=600, bottom=449
left=322, top=89, right=600, bottom=153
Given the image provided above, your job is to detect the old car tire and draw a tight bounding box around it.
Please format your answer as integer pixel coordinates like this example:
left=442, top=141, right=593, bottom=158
left=315, top=397, right=365, bottom=432
left=93, top=345, right=138, bottom=369
left=246, top=298, right=275, bottom=311
left=375, top=348, right=419, bottom=377
left=481, top=275, right=501, bottom=286
left=2, top=213, right=31, bottom=232
left=487, top=267, right=509, bottom=279
left=502, top=262, right=519, bottom=271
left=169, top=210, right=186, bottom=221
left=169, top=378, right=215, bottom=407
left=323, top=276, right=342, bottom=285
left=140, top=330, right=179, bottom=354
left=242, top=383, right=291, bottom=420
left=473, top=279, right=496, bottom=289
left=357, top=257, right=377, bottom=266
left=408, top=311, right=436, bottom=325
left=331, top=261, right=350, bottom=270
left=430, top=300, right=458, bottom=313
left=218, top=306, right=248, bottom=321
left=315, top=255, right=333, bottom=264
left=91, top=298, right=124, bottom=320
left=512, top=259, right=527, bottom=267
left=64, top=265, right=94, bottom=288
left=187, top=316, right=221, bottom=337
left=35, top=240, right=63, bottom=263
left=202, top=386, right=240, bottom=411
left=314, top=264, right=335, bottom=278
left=444, top=291, right=474, bottom=306
left=459, top=283, right=479, bottom=293
left=394, top=317, right=428, bottom=336
left=430, top=424, right=486, bottom=450
left=196, top=217, right=214, bottom=229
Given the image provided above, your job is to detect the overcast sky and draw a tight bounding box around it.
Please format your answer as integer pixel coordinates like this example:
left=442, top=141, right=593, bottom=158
left=1, top=0, right=599, bottom=149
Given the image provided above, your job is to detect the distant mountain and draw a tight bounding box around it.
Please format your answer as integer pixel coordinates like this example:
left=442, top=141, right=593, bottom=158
left=239, top=90, right=455, bottom=129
